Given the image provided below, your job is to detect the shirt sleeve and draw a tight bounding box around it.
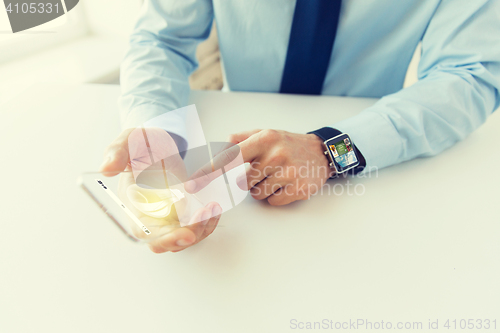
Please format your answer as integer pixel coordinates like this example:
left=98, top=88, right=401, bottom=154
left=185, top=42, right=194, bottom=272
left=331, top=0, right=500, bottom=171
left=118, top=0, right=214, bottom=144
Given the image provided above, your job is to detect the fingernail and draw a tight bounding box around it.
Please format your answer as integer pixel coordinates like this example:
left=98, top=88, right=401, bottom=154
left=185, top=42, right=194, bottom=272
left=201, top=209, right=211, bottom=225
left=212, top=205, right=222, bottom=216
left=176, top=238, right=193, bottom=247
left=184, top=180, right=197, bottom=192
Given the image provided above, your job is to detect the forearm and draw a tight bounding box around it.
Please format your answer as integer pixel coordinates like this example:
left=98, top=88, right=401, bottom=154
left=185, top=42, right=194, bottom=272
left=332, top=66, right=499, bottom=170
left=118, top=0, right=214, bottom=134
left=332, top=0, right=500, bottom=171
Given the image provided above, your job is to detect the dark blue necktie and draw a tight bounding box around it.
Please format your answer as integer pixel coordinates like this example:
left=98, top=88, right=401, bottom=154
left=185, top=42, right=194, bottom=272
left=280, top=0, right=342, bottom=95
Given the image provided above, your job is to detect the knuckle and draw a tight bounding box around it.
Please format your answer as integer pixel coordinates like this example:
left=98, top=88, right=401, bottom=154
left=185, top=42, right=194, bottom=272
left=114, top=145, right=128, bottom=157
left=260, top=129, right=281, bottom=143
left=221, top=149, right=233, bottom=165
left=104, top=142, right=118, bottom=153
left=199, top=165, right=212, bottom=180
left=274, top=145, right=289, bottom=157
left=269, top=150, right=287, bottom=165
left=106, top=142, right=126, bottom=155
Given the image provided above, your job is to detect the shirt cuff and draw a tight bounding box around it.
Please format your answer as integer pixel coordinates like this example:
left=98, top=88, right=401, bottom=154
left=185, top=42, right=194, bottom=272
left=331, top=110, right=403, bottom=171
left=121, top=104, right=188, bottom=154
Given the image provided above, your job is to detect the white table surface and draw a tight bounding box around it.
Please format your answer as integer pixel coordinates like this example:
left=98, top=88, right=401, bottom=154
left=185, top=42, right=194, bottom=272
left=1, top=84, right=499, bottom=333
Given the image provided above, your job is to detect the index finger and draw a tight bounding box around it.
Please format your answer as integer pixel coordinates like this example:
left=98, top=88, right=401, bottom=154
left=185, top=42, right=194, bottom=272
left=184, top=138, right=260, bottom=193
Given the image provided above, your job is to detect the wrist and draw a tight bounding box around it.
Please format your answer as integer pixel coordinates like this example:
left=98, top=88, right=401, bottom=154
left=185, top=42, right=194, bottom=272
left=306, top=133, right=335, bottom=178
left=306, top=133, right=325, bottom=153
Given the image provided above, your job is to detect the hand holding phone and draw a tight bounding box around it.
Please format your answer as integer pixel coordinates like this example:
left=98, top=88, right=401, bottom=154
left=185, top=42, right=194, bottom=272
left=97, top=127, right=222, bottom=253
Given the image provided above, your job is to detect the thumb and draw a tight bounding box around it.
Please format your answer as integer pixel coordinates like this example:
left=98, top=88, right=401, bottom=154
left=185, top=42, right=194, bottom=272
left=99, top=129, right=133, bottom=176
left=226, top=129, right=262, bottom=144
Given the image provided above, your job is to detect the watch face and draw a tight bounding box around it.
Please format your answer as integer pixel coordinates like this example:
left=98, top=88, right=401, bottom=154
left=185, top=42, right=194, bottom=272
left=326, top=134, right=359, bottom=173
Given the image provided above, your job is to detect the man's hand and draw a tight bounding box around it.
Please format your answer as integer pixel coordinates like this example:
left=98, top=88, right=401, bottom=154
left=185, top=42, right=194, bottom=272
left=100, top=128, right=222, bottom=254
left=186, top=129, right=333, bottom=206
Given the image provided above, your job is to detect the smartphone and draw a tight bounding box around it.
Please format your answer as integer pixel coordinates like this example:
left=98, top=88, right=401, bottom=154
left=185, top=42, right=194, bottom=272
left=78, top=155, right=249, bottom=243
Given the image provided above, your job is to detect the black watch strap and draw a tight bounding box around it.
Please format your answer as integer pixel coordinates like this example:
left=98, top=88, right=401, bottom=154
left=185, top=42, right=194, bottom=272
left=308, top=127, right=366, bottom=176
left=308, top=127, right=342, bottom=142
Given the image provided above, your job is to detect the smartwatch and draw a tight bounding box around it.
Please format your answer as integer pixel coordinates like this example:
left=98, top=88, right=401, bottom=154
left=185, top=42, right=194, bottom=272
left=308, top=127, right=366, bottom=177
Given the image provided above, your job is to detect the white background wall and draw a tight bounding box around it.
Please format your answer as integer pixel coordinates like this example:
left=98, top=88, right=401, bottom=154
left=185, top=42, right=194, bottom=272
left=81, top=0, right=142, bottom=38
left=0, top=0, right=143, bottom=104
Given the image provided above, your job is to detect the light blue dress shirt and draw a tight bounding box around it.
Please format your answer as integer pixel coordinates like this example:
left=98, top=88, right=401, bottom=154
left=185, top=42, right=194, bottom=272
left=119, top=0, right=500, bottom=171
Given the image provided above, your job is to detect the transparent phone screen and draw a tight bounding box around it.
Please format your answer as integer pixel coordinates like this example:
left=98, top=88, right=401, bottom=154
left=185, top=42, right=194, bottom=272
left=79, top=143, right=249, bottom=243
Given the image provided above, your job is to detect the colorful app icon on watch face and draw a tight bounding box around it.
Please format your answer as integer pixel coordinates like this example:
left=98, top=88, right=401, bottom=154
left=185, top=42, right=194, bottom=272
left=329, top=144, right=339, bottom=158
left=325, top=134, right=359, bottom=173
